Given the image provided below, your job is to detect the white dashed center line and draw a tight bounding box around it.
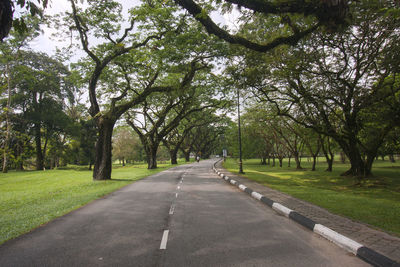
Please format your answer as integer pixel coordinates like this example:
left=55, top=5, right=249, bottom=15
left=169, top=204, right=175, bottom=215
left=160, top=230, right=169, bottom=250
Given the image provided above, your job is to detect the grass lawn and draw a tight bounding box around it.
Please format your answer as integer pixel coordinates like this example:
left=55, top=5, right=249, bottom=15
left=0, top=160, right=188, bottom=245
left=224, top=158, right=400, bottom=236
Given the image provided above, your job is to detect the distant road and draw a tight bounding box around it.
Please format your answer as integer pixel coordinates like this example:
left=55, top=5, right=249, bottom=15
left=0, top=159, right=367, bottom=266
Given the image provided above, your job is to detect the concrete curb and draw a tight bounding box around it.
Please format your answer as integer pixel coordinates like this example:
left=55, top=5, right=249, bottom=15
left=213, top=160, right=400, bottom=267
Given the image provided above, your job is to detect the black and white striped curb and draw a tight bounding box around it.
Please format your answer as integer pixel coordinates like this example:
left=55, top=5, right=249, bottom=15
left=212, top=161, right=400, bottom=267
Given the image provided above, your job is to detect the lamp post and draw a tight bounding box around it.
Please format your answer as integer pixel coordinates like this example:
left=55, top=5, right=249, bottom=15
left=237, top=87, right=244, bottom=174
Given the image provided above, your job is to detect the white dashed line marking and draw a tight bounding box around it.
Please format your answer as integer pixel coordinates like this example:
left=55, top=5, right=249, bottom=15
left=175, top=193, right=178, bottom=198
left=160, top=230, right=169, bottom=250
left=177, top=185, right=181, bottom=190
left=169, top=204, right=175, bottom=215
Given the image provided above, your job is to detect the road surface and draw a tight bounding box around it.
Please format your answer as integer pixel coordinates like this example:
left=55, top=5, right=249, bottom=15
left=0, top=159, right=368, bottom=266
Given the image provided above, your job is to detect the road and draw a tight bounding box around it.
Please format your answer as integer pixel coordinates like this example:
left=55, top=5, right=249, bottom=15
left=0, top=159, right=368, bottom=266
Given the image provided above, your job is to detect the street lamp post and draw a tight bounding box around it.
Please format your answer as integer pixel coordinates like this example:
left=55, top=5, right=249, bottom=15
left=237, top=87, right=244, bottom=174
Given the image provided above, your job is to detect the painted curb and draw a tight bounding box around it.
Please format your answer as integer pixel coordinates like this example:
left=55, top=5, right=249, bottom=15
left=212, top=160, right=400, bottom=267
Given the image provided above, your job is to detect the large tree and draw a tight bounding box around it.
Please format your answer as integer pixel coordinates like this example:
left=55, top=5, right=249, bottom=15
left=2, top=51, right=74, bottom=170
left=0, top=15, right=41, bottom=172
left=246, top=4, right=400, bottom=177
left=66, top=0, right=195, bottom=179
left=112, top=126, right=138, bottom=166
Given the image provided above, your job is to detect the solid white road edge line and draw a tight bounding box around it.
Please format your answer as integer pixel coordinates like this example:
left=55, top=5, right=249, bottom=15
left=313, top=224, right=363, bottom=254
left=272, top=202, right=292, bottom=217
left=160, top=230, right=169, bottom=250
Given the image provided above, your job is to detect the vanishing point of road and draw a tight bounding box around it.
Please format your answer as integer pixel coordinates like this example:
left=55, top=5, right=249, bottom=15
left=0, top=159, right=368, bottom=266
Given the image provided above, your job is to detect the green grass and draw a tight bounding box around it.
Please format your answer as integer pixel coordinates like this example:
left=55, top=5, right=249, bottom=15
left=224, top=158, right=400, bottom=235
left=0, top=161, right=187, bottom=245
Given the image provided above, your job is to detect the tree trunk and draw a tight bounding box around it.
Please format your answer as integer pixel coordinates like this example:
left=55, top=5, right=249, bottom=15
left=326, top=157, right=333, bottom=172
left=312, top=155, right=317, bottom=171
left=279, top=158, right=283, bottom=167
left=293, top=152, right=302, bottom=169
left=122, top=157, right=125, bottom=166
left=364, top=154, right=375, bottom=177
left=340, top=151, right=346, bottom=163
left=288, top=156, right=291, bottom=167
left=389, top=154, right=395, bottom=163
left=93, top=119, right=115, bottom=180
left=147, top=146, right=158, bottom=169
left=145, top=142, right=159, bottom=169
left=34, top=123, right=44, bottom=170
left=261, top=156, right=267, bottom=165
left=320, top=135, right=334, bottom=172
left=170, top=149, right=178, bottom=165
left=272, top=156, right=275, bottom=167
left=183, top=150, right=190, bottom=162
left=341, top=145, right=366, bottom=177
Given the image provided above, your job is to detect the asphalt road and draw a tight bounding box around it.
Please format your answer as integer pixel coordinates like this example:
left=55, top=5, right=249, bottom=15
left=0, top=159, right=368, bottom=266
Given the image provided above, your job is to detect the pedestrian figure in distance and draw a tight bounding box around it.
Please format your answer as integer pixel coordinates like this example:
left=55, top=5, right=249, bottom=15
left=196, top=156, right=200, bottom=163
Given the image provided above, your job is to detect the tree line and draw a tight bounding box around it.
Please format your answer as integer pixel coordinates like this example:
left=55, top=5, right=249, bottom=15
left=1, top=0, right=399, bottom=180
left=223, top=1, right=400, bottom=177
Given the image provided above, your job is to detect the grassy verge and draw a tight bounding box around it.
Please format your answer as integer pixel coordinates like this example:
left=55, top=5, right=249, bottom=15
left=0, top=160, right=188, bottom=245
left=223, top=158, right=400, bottom=236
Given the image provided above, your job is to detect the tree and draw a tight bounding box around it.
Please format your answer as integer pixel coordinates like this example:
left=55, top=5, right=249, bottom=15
left=303, top=129, right=321, bottom=171
left=250, top=4, right=400, bottom=177
left=112, top=126, right=138, bottom=166
left=319, top=134, right=336, bottom=172
left=0, top=15, right=41, bottom=172
left=174, top=0, right=349, bottom=53
left=241, top=106, right=274, bottom=164
left=66, top=0, right=193, bottom=179
left=78, top=119, right=97, bottom=169
left=2, top=51, right=74, bottom=170
left=190, top=122, right=226, bottom=159
left=0, top=0, right=47, bottom=41
left=379, top=129, right=400, bottom=163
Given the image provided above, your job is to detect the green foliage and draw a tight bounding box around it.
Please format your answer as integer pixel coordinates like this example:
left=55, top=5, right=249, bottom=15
left=0, top=48, right=76, bottom=170
left=112, top=126, right=143, bottom=163
left=228, top=1, right=400, bottom=177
